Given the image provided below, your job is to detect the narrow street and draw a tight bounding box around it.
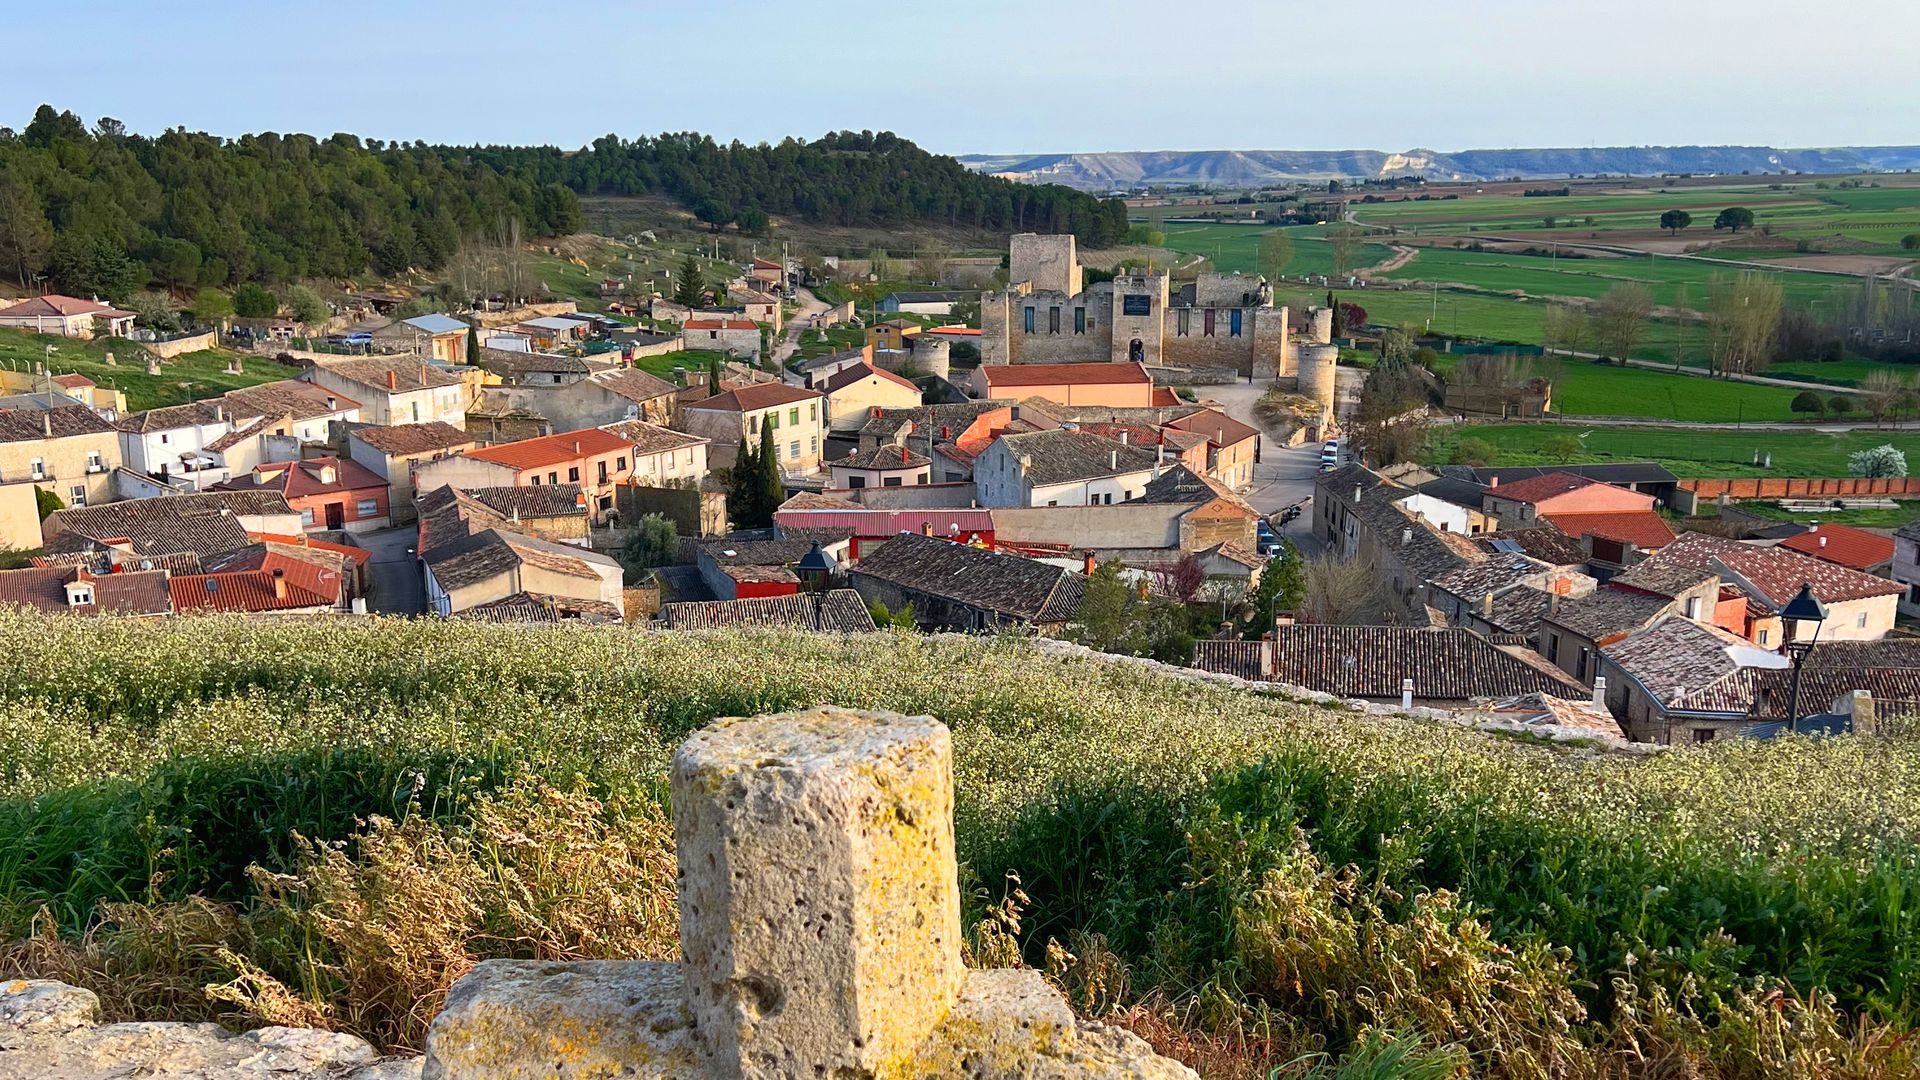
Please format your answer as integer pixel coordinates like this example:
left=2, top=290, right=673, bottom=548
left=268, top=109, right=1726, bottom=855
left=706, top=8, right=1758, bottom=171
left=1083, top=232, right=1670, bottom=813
left=357, top=525, right=425, bottom=616
left=772, top=285, right=830, bottom=367
left=1195, top=379, right=1327, bottom=555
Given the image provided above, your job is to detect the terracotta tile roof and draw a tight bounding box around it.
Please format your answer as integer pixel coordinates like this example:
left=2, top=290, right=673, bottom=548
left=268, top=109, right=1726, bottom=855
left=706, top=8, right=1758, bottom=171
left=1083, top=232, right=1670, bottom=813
left=460, top=592, right=622, bottom=623
left=1653, top=531, right=1904, bottom=607
left=44, top=492, right=290, bottom=556
left=0, top=404, right=114, bottom=443
left=584, top=367, right=679, bottom=404
left=247, top=531, right=372, bottom=566
left=597, top=420, right=706, bottom=456
left=1543, top=510, right=1675, bottom=549
left=1191, top=639, right=1267, bottom=680
left=823, top=361, right=919, bottom=396
left=981, top=362, right=1152, bottom=388
left=1777, top=523, right=1895, bottom=571
left=50, top=374, right=93, bottom=390
left=223, top=379, right=359, bottom=421
left=1609, top=560, right=1716, bottom=598
left=684, top=318, right=758, bottom=331
left=1543, top=587, right=1674, bottom=643
left=849, top=532, right=1085, bottom=624
left=687, top=382, right=823, bottom=414
left=834, top=445, right=931, bottom=471
left=168, top=568, right=337, bottom=613
left=1475, top=526, right=1586, bottom=566
left=115, top=400, right=229, bottom=434
left=415, top=485, right=585, bottom=556
left=1262, top=625, right=1587, bottom=700
left=1602, top=616, right=1785, bottom=710
left=1485, top=471, right=1604, bottom=504
left=994, top=429, right=1160, bottom=486
left=203, top=416, right=278, bottom=454
left=0, top=566, right=171, bottom=615
left=1149, top=387, right=1183, bottom=407
left=1164, top=408, right=1259, bottom=448
left=349, top=421, right=474, bottom=457
left=467, top=427, right=635, bottom=471
left=1482, top=692, right=1624, bottom=739
left=312, top=357, right=462, bottom=392
left=0, top=294, right=132, bottom=319
left=424, top=527, right=611, bottom=590
left=215, top=456, right=387, bottom=500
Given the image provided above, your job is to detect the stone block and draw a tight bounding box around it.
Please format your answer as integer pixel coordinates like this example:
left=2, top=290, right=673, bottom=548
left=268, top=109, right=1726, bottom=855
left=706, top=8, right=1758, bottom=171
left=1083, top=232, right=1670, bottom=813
left=0, top=979, right=98, bottom=1034
left=672, top=708, right=963, bottom=1079
left=422, top=960, right=698, bottom=1080
left=906, top=970, right=1197, bottom=1080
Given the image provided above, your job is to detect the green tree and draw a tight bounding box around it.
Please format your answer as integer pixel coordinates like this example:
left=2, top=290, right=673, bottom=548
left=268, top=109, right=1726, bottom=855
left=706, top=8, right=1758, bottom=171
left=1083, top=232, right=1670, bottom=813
left=673, top=255, right=705, bottom=308
left=34, top=486, right=62, bottom=520
left=1849, top=444, right=1908, bottom=478
left=286, top=284, right=329, bottom=326
left=1242, top=539, right=1304, bottom=638
left=1904, top=234, right=1920, bottom=251
left=1828, top=394, right=1853, bottom=419
left=231, top=283, right=277, bottom=318
left=1791, top=390, right=1825, bottom=418
left=1714, top=207, right=1755, bottom=233
left=759, top=420, right=785, bottom=516
left=0, top=174, right=51, bottom=288
left=707, top=354, right=724, bottom=393
left=1659, top=209, right=1693, bottom=235
left=1451, top=437, right=1495, bottom=467
left=867, top=597, right=918, bottom=629
left=467, top=323, right=480, bottom=363
left=618, top=513, right=679, bottom=583
left=147, top=238, right=201, bottom=292
left=187, top=289, right=233, bottom=327
left=1592, top=282, right=1654, bottom=362
left=726, top=435, right=762, bottom=527
left=1543, top=433, right=1582, bottom=458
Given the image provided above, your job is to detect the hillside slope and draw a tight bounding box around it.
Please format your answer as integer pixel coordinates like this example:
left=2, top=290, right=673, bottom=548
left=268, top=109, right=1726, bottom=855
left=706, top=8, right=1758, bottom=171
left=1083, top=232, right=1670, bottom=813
left=961, top=144, right=1920, bottom=188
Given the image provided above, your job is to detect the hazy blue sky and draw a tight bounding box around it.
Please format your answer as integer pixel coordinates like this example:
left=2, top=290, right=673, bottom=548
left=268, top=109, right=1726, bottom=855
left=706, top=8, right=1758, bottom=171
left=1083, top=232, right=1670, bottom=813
left=10, top=1, right=1917, bottom=154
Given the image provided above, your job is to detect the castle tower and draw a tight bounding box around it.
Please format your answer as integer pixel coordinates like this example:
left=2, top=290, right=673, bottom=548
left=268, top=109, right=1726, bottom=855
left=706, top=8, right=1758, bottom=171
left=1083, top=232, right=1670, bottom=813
left=1008, top=233, right=1081, bottom=297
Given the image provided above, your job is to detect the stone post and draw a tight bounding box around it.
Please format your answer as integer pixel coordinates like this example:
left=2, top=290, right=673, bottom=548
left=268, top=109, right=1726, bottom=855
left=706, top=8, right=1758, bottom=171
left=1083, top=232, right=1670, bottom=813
left=672, top=708, right=964, bottom=1078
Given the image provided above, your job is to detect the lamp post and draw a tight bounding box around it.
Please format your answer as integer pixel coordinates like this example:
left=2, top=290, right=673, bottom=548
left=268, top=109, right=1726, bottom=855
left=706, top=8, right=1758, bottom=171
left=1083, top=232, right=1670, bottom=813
left=1780, top=583, right=1829, bottom=735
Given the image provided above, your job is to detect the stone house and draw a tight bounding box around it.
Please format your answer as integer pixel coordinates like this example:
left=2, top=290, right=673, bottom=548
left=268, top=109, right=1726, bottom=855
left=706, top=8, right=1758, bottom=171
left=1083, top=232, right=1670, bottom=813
left=657, top=589, right=876, bottom=632
left=1644, top=532, right=1903, bottom=645
left=848, top=532, right=1086, bottom=634
left=1536, top=586, right=1676, bottom=686
left=1193, top=625, right=1588, bottom=706
left=1162, top=408, right=1259, bottom=490
left=346, top=422, right=477, bottom=524
left=829, top=445, right=931, bottom=490
left=683, top=382, right=826, bottom=475
left=1313, top=464, right=1485, bottom=616
left=512, top=367, right=681, bottom=431
left=307, top=358, right=467, bottom=427
left=424, top=426, right=646, bottom=524
left=821, top=362, right=922, bottom=431
left=423, top=527, right=623, bottom=619
left=973, top=429, right=1160, bottom=508
left=1597, top=616, right=1794, bottom=744
left=0, top=294, right=135, bottom=338
left=0, top=405, right=119, bottom=509
left=115, top=400, right=256, bottom=490
left=1895, top=520, right=1920, bottom=618
left=371, top=314, right=470, bottom=363
left=597, top=419, right=709, bottom=491
left=682, top=318, right=760, bottom=358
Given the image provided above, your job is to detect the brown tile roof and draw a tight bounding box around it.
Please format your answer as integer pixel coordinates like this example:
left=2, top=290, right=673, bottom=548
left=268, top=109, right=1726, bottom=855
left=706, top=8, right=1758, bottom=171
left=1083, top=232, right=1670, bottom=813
left=684, top=318, right=758, bottom=331
left=114, top=400, right=229, bottom=434
left=424, top=528, right=610, bottom=590
left=1475, top=525, right=1587, bottom=566
left=1777, top=523, right=1895, bottom=572
left=214, top=456, right=387, bottom=500
left=1164, top=408, right=1259, bottom=448
left=981, top=362, right=1152, bottom=387
left=1542, top=587, right=1674, bottom=642
left=834, top=445, right=931, bottom=470
left=349, top=421, right=474, bottom=456
left=312, top=357, right=462, bottom=392
left=688, top=382, right=823, bottom=414
left=585, top=367, right=680, bottom=404
left=0, top=404, right=114, bottom=443
left=466, top=427, right=634, bottom=471
left=658, top=590, right=874, bottom=633
left=415, top=484, right=586, bottom=556
left=0, top=294, right=131, bottom=319
left=1653, top=532, right=1904, bottom=607
left=823, top=362, right=919, bottom=396
left=222, top=379, right=359, bottom=421
left=1191, top=639, right=1267, bottom=680
left=995, top=429, right=1160, bottom=486
left=597, top=419, right=706, bottom=455
left=1602, top=617, right=1776, bottom=710
left=44, top=492, right=293, bottom=557
left=1483, top=692, right=1624, bottom=739
left=1542, top=510, right=1675, bottom=549
left=1609, top=560, right=1717, bottom=598
left=1486, top=471, right=1602, bottom=504
left=850, top=532, right=1085, bottom=624
left=697, top=538, right=823, bottom=566
left=0, top=566, right=171, bottom=615
left=1266, top=625, right=1586, bottom=701
left=203, top=416, right=278, bottom=454
left=168, top=568, right=336, bottom=613
left=460, top=592, right=621, bottom=623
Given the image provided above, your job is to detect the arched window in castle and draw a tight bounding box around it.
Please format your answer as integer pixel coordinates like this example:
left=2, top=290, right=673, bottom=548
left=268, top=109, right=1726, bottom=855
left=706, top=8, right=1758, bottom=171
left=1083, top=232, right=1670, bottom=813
left=1048, top=307, right=1061, bottom=334
left=1230, top=309, right=1243, bottom=337
left=1176, top=309, right=1190, bottom=336
left=1074, top=307, right=1086, bottom=334
left=1023, top=306, right=1035, bottom=334
left=1203, top=309, right=1216, bottom=336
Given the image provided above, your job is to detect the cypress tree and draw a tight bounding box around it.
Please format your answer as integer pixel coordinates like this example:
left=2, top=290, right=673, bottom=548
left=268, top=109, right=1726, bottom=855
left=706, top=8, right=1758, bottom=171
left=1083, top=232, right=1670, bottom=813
left=729, top=434, right=758, bottom=527
left=759, top=420, right=784, bottom=520
left=466, top=323, right=479, bottom=364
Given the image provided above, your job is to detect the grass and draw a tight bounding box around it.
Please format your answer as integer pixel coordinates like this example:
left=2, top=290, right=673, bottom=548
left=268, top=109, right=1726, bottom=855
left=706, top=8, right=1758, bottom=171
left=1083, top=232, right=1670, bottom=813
left=2, top=615, right=1920, bottom=1076
left=1426, top=354, right=1810, bottom=423
left=1429, top=421, right=1920, bottom=476
left=0, top=328, right=282, bottom=411
left=1375, top=245, right=1854, bottom=310
left=632, top=347, right=730, bottom=382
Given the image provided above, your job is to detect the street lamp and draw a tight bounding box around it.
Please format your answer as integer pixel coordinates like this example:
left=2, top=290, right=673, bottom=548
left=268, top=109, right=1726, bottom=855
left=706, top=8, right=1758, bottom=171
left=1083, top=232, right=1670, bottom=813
left=1780, top=583, right=1829, bottom=734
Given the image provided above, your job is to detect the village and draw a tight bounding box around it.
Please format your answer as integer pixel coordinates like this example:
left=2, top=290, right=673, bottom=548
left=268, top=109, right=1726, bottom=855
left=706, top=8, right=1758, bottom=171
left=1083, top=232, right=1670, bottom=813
left=0, top=229, right=1915, bottom=748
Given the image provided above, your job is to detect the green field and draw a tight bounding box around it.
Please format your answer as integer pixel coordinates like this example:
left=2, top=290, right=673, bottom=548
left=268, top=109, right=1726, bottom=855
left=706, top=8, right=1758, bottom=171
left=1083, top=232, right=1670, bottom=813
left=1429, top=422, right=1920, bottom=477
left=1375, top=246, right=1855, bottom=310
left=1443, top=355, right=1810, bottom=422
left=0, top=329, right=279, bottom=411
left=1736, top=500, right=1920, bottom=529
left=1157, top=223, right=1390, bottom=279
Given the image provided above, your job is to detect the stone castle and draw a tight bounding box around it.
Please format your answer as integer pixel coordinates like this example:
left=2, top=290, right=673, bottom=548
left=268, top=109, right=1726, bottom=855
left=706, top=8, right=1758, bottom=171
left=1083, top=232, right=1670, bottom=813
left=979, top=232, right=1339, bottom=434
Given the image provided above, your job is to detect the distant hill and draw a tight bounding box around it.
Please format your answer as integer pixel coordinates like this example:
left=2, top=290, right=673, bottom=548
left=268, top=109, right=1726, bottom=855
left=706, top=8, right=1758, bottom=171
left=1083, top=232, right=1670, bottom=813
left=958, top=145, right=1920, bottom=189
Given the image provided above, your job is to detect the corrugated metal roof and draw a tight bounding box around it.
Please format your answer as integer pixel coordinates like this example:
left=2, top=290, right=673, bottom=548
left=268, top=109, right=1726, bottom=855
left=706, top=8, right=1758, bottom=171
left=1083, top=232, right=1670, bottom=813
left=402, top=314, right=470, bottom=334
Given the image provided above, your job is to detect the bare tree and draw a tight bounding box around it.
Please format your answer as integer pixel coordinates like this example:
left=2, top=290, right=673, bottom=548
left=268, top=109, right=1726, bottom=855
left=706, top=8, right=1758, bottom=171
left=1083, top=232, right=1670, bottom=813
left=495, top=216, right=529, bottom=305
left=1258, top=229, right=1296, bottom=283
left=912, top=245, right=950, bottom=286
left=1327, top=225, right=1365, bottom=280
left=1542, top=301, right=1589, bottom=357
left=1592, top=283, right=1655, bottom=363
left=1862, top=369, right=1902, bottom=428
left=1302, top=554, right=1389, bottom=625
left=1706, top=271, right=1785, bottom=376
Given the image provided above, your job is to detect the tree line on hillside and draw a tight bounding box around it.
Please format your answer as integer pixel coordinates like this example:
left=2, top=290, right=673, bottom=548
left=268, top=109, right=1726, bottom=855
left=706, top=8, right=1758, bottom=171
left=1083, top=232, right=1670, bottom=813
left=519, top=130, right=1126, bottom=246
left=0, top=108, right=1125, bottom=304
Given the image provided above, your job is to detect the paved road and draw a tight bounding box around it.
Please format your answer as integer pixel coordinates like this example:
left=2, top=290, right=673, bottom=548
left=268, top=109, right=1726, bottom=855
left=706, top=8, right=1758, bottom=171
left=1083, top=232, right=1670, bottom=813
left=772, top=285, right=830, bottom=367
left=1194, top=379, right=1327, bottom=555
left=358, top=525, right=425, bottom=616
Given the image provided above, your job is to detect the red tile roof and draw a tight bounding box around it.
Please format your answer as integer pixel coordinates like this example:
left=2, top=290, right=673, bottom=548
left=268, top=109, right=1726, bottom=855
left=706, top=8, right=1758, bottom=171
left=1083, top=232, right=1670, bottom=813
left=823, top=362, right=919, bottom=396
left=1150, top=387, right=1183, bottom=407
left=924, top=326, right=981, bottom=336
left=980, top=362, right=1152, bottom=387
left=248, top=532, right=373, bottom=566
left=168, top=564, right=338, bottom=612
left=1166, top=408, right=1259, bottom=448
left=0, top=294, right=133, bottom=319
left=466, top=427, right=636, bottom=471
left=1777, top=523, right=1894, bottom=572
left=1487, top=471, right=1601, bottom=504
left=1656, top=531, right=1904, bottom=606
left=1543, top=510, right=1676, bottom=549
left=684, top=318, right=758, bottom=331
left=51, top=374, right=94, bottom=389
left=688, top=382, right=823, bottom=414
left=217, top=456, right=387, bottom=499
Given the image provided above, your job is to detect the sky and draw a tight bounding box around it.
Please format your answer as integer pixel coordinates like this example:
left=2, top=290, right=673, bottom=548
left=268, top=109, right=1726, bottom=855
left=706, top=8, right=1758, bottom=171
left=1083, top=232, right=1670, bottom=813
left=8, top=0, right=1918, bottom=156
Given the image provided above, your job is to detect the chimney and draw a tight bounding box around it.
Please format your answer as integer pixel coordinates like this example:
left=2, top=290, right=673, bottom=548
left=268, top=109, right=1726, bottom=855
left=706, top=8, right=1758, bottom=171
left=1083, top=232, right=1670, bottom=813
left=1819, top=536, right=1828, bottom=548
left=1402, top=527, right=1413, bottom=546
left=1489, top=476, right=1499, bottom=487
left=1481, top=591, right=1494, bottom=617
left=1110, top=450, right=1118, bottom=470
left=271, top=566, right=287, bottom=600
left=1400, top=678, right=1414, bottom=710
left=921, top=521, right=933, bottom=537
left=326, top=396, right=337, bottom=410
left=1591, top=675, right=1607, bottom=710
left=214, top=403, right=224, bottom=421
left=1353, top=484, right=1362, bottom=505
left=41, top=412, right=52, bottom=438
left=386, top=370, right=398, bottom=391
left=1082, top=551, right=1096, bottom=576
left=1120, top=430, right=1130, bottom=445
left=900, top=446, right=909, bottom=465
left=942, top=425, right=951, bottom=439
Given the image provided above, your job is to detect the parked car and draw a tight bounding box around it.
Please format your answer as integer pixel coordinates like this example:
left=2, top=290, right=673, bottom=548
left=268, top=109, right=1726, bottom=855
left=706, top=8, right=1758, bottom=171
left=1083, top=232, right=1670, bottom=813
left=334, top=331, right=373, bottom=347
left=1255, top=519, right=1282, bottom=558
left=1319, top=440, right=1340, bottom=472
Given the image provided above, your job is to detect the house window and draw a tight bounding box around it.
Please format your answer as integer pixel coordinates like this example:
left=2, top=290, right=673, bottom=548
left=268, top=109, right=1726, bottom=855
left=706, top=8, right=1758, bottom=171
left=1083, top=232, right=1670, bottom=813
left=789, top=441, right=801, bottom=460
left=847, top=475, right=866, bottom=489
left=597, top=461, right=608, bottom=483
left=808, top=404, right=817, bottom=421
left=411, top=402, right=421, bottom=422
left=1684, top=597, right=1700, bottom=619
left=356, top=498, right=378, bottom=517
left=548, top=472, right=558, bottom=485
left=1122, top=490, right=1132, bottom=501
left=1048, top=307, right=1061, bottom=334
left=749, top=416, right=759, bottom=434
left=1693, top=729, right=1715, bottom=744
left=69, top=485, right=86, bottom=506
left=810, top=436, right=818, bottom=455
left=1576, top=647, right=1590, bottom=681
left=1545, top=634, right=1558, bottom=662
left=1176, top=308, right=1190, bottom=336
left=300, top=508, right=316, bottom=526
left=768, top=411, right=780, bottom=430
left=883, top=476, right=902, bottom=487
left=29, top=457, right=45, bottom=479
left=568, top=466, right=581, bottom=483
left=1023, top=306, right=1035, bottom=333
left=1858, top=612, right=1869, bottom=629
left=529, top=475, right=540, bottom=485
left=86, top=451, right=102, bottom=471
left=1230, top=309, right=1243, bottom=337
left=1074, top=307, right=1086, bottom=334
left=1203, top=309, right=1216, bottom=337
left=1757, top=628, right=1769, bottom=645
left=616, top=456, right=627, bottom=470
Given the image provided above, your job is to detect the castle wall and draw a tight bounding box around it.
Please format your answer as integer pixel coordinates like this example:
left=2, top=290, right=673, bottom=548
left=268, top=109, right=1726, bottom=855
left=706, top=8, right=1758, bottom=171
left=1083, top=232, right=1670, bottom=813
left=1106, top=272, right=1168, bottom=365
left=1009, top=233, right=1080, bottom=296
